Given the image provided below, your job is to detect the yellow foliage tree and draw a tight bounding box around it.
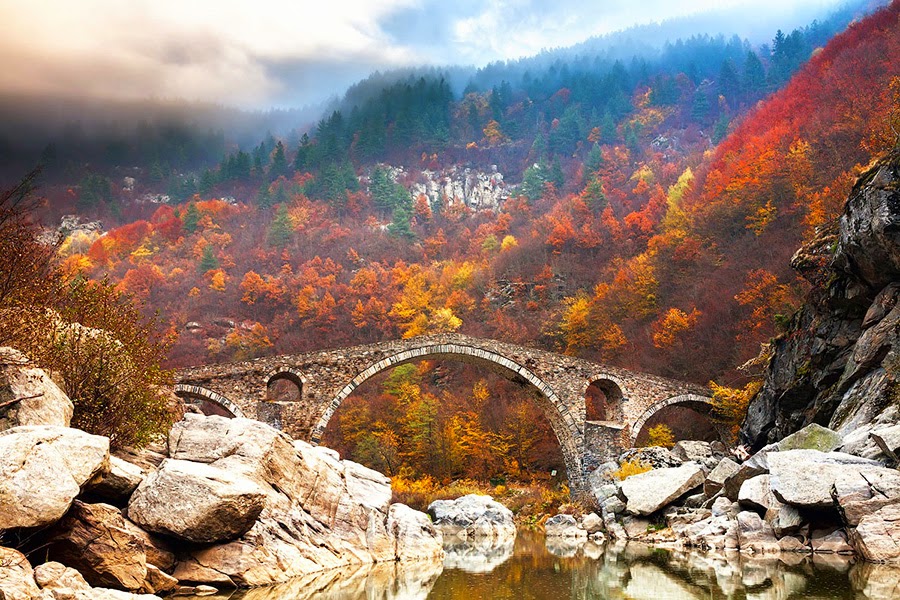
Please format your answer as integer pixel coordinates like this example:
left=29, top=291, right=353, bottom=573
left=709, top=380, right=763, bottom=444
left=646, top=424, right=675, bottom=448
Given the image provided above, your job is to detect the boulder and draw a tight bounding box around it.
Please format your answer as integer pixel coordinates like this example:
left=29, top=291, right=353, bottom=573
left=767, top=450, right=884, bottom=509
left=0, top=347, right=73, bottom=430
left=776, top=423, right=843, bottom=452
left=738, top=475, right=783, bottom=513
left=46, top=501, right=152, bottom=592
left=853, top=504, right=900, bottom=562
left=84, top=456, right=145, bottom=504
left=872, top=424, right=900, bottom=462
left=672, top=441, right=714, bottom=463
left=0, top=547, right=40, bottom=600
left=832, top=466, right=900, bottom=526
left=387, top=503, right=443, bottom=562
left=810, top=528, right=854, bottom=554
left=618, top=446, right=682, bottom=469
left=544, top=514, right=587, bottom=539
left=581, top=513, right=603, bottom=534
left=33, top=561, right=91, bottom=592
left=620, top=462, right=705, bottom=516
left=704, top=458, right=740, bottom=497
left=127, top=458, right=266, bottom=543
left=427, top=494, right=516, bottom=540
left=769, top=504, right=804, bottom=537
left=722, top=445, right=775, bottom=500
left=0, top=426, right=109, bottom=529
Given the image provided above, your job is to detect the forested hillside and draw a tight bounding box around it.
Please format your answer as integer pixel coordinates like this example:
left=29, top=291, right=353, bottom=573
left=27, top=1, right=900, bottom=479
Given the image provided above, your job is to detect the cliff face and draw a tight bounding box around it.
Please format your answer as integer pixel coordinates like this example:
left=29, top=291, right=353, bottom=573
left=742, top=149, right=900, bottom=451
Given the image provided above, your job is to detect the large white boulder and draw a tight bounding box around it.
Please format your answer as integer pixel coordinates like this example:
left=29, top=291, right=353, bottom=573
left=427, top=494, right=516, bottom=541
left=619, top=462, right=705, bottom=516
left=0, top=347, right=73, bottom=431
left=768, top=450, right=887, bottom=509
left=127, top=459, right=266, bottom=544
left=0, top=426, right=109, bottom=529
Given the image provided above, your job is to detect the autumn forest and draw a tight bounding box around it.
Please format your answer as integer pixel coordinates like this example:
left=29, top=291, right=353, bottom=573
left=9, top=0, right=900, bottom=488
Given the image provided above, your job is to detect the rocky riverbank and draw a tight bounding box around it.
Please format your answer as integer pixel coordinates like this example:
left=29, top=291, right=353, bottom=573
left=0, top=349, right=443, bottom=599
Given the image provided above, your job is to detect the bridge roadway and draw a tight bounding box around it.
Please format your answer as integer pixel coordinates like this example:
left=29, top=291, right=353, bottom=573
left=175, top=333, right=711, bottom=498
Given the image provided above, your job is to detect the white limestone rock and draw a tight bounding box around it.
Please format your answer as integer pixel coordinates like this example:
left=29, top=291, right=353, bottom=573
left=127, top=458, right=266, bottom=544
left=767, top=450, right=886, bottom=509
left=0, top=426, right=109, bottom=529
left=0, top=347, right=73, bottom=431
left=427, top=494, right=516, bottom=541
left=544, top=514, right=588, bottom=539
left=619, top=462, right=705, bottom=516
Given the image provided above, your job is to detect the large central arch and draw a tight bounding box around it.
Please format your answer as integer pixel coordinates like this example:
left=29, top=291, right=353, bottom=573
left=308, top=343, right=584, bottom=487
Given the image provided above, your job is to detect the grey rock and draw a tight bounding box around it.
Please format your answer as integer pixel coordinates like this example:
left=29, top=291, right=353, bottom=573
left=776, top=423, right=843, bottom=452
left=739, top=475, right=783, bottom=513
left=672, top=441, right=713, bottom=463
left=769, top=504, right=804, bottom=537
left=832, top=466, right=900, bottom=526
left=620, top=462, right=705, bottom=516
left=428, top=494, right=515, bottom=541
left=581, top=513, right=603, bottom=534
left=872, top=424, right=900, bottom=462
left=603, top=496, right=626, bottom=515
left=544, top=514, right=587, bottom=539
left=811, top=528, right=854, bottom=554
left=722, top=445, right=775, bottom=500
left=84, top=455, right=146, bottom=504
left=767, top=450, right=883, bottom=509
left=618, top=446, right=683, bottom=469
left=853, top=503, right=900, bottom=562
left=736, top=511, right=780, bottom=553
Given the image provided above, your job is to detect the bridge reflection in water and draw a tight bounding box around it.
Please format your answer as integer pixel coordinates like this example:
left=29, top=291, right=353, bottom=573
left=175, top=333, right=713, bottom=497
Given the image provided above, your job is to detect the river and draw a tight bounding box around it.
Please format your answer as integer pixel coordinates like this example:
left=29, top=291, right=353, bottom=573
left=182, top=530, right=898, bottom=599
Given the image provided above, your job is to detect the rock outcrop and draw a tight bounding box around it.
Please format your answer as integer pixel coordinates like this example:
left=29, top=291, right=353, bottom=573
left=619, top=462, right=705, bottom=516
left=742, top=149, right=900, bottom=452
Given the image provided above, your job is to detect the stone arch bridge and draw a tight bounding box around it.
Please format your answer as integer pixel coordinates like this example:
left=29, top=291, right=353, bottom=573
left=175, top=333, right=710, bottom=497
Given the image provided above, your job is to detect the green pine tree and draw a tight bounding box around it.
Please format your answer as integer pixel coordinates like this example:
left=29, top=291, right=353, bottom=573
left=267, top=204, right=294, bottom=248
left=182, top=202, right=200, bottom=233
left=198, top=244, right=218, bottom=273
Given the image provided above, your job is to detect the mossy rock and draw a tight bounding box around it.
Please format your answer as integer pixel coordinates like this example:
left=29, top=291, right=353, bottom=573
left=776, top=423, right=843, bottom=452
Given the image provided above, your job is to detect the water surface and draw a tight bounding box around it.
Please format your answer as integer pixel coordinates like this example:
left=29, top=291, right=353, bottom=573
left=185, top=530, right=899, bottom=599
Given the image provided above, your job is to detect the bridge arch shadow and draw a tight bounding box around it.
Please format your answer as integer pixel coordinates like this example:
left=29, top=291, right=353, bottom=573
left=174, top=384, right=245, bottom=418
left=309, top=343, right=584, bottom=489
left=630, top=393, right=716, bottom=444
left=585, top=376, right=625, bottom=423
left=265, top=366, right=307, bottom=403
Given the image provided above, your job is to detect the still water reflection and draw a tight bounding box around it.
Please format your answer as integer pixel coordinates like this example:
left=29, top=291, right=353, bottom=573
left=185, top=530, right=899, bottom=599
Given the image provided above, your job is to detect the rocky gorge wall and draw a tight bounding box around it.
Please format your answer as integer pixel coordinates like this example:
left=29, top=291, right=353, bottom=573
left=742, top=148, right=900, bottom=455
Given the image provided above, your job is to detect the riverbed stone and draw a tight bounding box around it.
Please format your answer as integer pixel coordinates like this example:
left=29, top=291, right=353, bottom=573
left=581, top=513, right=603, bottom=534
left=388, top=503, right=443, bottom=562
left=722, top=445, right=775, bottom=500
left=739, top=475, right=783, bottom=514
left=672, top=441, right=714, bottom=463
left=736, top=511, right=780, bottom=553
left=767, top=450, right=884, bottom=509
left=127, top=458, right=266, bottom=543
left=832, top=466, right=900, bottom=526
left=0, top=347, right=73, bottom=431
left=811, top=528, right=854, bottom=554
left=545, top=514, right=587, bottom=539
left=620, top=462, right=705, bottom=516
left=0, top=426, right=109, bottom=529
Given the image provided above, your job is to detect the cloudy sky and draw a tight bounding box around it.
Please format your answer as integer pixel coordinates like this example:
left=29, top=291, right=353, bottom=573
left=0, top=0, right=844, bottom=109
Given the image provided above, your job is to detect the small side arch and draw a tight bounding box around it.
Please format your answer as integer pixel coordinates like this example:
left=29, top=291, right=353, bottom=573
left=174, top=384, right=245, bottom=418
left=585, top=375, right=626, bottom=423
left=265, top=366, right=307, bottom=402
left=629, top=393, right=714, bottom=444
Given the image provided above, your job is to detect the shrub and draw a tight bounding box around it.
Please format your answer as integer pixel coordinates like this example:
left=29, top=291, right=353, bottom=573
left=612, top=458, right=652, bottom=480
left=646, top=424, right=675, bottom=448
left=0, top=173, right=178, bottom=449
